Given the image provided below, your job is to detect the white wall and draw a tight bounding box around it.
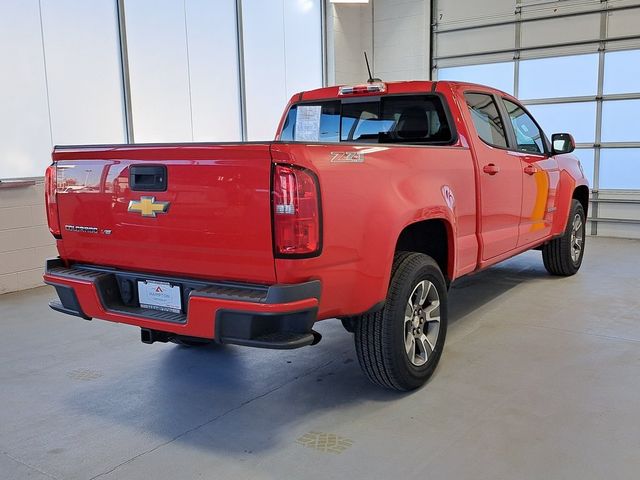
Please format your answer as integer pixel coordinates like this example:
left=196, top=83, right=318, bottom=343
left=186, top=0, right=242, bottom=141
left=122, top=0, right=244, bottom=143
left=0, top=0, right=125, bottom=180
left=327, top=2, right=373, bottom=85
left=1, top=0, right=323, bottom=176
left=0, top=0, right=53, bottom=180
left=40, top=0, right=126, bottom=145
left=0, top=183, right=57, bottom=294
left=0, top=0, right=117, bottom=296
left=242, top=0, right=323, bottom=140
left=373, top=0, right=429, bottom=81
left=0, top=0, right=323, bottom=294
left=126, top=0, right=323, bottom=143
left=125, top=0, right=193, bottom=142
left=327, top=0, right=430, bottom=85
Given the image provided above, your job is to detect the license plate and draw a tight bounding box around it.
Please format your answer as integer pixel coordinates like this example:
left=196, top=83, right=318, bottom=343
left=137, top=280, right=182, bottom=313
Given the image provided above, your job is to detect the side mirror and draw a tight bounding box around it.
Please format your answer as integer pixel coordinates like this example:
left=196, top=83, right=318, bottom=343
left=551, top=133, right=575, bottom=155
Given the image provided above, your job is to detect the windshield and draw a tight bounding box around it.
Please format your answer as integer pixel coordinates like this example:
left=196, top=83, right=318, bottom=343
left=280, top=94, right=454, bottom=145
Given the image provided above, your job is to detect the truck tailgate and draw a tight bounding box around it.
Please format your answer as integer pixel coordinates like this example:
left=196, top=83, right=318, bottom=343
left=52, top=144, right=276, bottom=284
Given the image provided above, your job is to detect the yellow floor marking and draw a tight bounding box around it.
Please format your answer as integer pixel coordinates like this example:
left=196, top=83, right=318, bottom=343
left=296, top=431, right=354, bottom=454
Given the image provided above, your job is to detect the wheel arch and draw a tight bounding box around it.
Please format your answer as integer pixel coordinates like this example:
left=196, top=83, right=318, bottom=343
left=552, top=170, right=587, bottom=236
left=573, top=184, right=589, bottom=217
left=394, top=218, right=455, bottom=284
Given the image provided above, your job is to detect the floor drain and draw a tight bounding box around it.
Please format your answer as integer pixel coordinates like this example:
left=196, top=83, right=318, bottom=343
left=67, top=369, right=103, bottom=381
left=296, top=431, right=353, bottom=454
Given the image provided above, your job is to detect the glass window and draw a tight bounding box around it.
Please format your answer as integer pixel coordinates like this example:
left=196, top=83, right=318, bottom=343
left=280, top=101, right=340, bottom=142
left=518, top=54, right=599, bottom=99
left=502, top=99, right=545, bottom=154
left=601, top=99, right=640, bottom=143
left=526, top=102, right=596, bottom=144
left=464, top=93, right=507, bottom=148
left=603, top=50, right=640, bottom=95
left=279, top=95, right=453, bottom=144
left=599, top=149, right=640, bottom=190
left=438, top=62, right=514, bottom=94
left=341, top=102, right=392, bottom=142
left=380, top=96, right=453, bottom=143
left=573, top=148, right=594, bottom=186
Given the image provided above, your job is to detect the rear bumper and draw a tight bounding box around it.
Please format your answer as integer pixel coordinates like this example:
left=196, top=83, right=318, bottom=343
left=44, top=258, right=321, bottom=349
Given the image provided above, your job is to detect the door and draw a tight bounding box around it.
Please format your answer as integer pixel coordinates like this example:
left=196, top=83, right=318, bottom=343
left=463, top=92, right=523, bottom=260
left=500, top=98, right=559, bottom=246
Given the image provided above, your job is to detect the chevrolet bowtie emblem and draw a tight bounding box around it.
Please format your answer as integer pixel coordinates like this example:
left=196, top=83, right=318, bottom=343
left=127, top=196, right=170, bottom=217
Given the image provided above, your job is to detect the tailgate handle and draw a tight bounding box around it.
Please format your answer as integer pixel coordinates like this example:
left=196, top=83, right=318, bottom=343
left=130, top=165, right=167, bottom=192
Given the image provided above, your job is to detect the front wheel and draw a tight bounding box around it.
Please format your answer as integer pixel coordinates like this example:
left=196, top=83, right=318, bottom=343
left=542, top=199, right=586, bottom=276
left=354, top=252, right=448, bottom=391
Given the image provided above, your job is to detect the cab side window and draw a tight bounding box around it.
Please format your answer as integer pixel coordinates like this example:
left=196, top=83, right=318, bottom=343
left=464, top=93, right=508, bottom=148
left=502, top=99, right=545, bottom=154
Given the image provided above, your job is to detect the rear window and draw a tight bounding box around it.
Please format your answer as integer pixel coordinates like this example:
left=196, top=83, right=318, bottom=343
left=280, top=95, right=454, bottom=145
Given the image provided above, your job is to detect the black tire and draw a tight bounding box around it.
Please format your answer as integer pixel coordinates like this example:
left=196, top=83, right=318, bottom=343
left=170, top=336, right=213, bottom=347
left=340, top=317, right=357, bottom=333
left=542, top=199, right=586, bottom=276
left=354, top=252, right=448, bottom=391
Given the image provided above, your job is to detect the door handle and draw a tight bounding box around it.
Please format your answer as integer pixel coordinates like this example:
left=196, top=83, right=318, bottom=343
left=523, top=164, right=538, bottom=176
left=130, top=165, right=167, bottom=191
left=482, top=163, right=500, bottom=175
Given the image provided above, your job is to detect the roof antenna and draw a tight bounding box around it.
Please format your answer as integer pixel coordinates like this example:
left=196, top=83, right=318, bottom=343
left=364, top=52, right=381, bottom=83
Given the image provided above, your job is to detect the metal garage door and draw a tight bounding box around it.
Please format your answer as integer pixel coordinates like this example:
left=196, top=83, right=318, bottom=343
left=432, top=0, right=640, bottom=238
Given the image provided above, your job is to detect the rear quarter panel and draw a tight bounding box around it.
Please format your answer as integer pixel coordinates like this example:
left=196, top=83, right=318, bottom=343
left=271, top=142, right=477, bottom=319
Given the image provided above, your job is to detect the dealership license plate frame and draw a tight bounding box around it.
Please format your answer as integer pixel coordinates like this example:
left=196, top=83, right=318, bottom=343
left=137, top=280, right=182, bottom=314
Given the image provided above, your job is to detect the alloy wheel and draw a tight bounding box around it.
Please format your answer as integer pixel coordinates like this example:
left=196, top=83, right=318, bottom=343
left=403, top=280, right=441, bottom=367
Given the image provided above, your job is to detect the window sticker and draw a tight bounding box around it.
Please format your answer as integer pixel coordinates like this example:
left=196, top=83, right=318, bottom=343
left=295, top=105, right=322, bottom=142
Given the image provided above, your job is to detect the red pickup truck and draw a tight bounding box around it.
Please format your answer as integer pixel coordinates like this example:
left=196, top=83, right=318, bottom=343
left=44, top=80, right=589, bottom=390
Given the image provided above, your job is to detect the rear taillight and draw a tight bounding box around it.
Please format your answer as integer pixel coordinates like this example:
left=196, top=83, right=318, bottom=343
left=272, top=164, right=321, bottom=257
left=45, top=164, right=61, bottom=238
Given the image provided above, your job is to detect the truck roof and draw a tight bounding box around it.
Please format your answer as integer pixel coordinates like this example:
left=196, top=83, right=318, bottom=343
left=297, top=80, right=512, bottom=102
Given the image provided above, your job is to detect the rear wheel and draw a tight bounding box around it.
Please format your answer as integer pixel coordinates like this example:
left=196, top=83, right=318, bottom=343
left=340, top=317, right=356, bottom=333
left=354, top=252, right=447, bottom=391
left=542, top=199, right=586, bottom=276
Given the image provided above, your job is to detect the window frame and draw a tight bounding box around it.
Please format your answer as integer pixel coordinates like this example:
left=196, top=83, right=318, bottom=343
left=498, top=96, right=550, bottom=157
left=463, top=89, right=552, bottom=157
left=277, top=91, right=459, bottom=147
left=463, top=91, right=511, bottom=150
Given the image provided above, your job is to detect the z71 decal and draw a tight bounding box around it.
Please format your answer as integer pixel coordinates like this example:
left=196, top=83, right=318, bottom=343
left=330, top=152, right=364, bottom=163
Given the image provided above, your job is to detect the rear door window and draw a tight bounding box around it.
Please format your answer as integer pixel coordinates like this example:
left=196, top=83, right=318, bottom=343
left=464, top=92, right=508, bottom=148
left=280, top=95, right=454, bottom=145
